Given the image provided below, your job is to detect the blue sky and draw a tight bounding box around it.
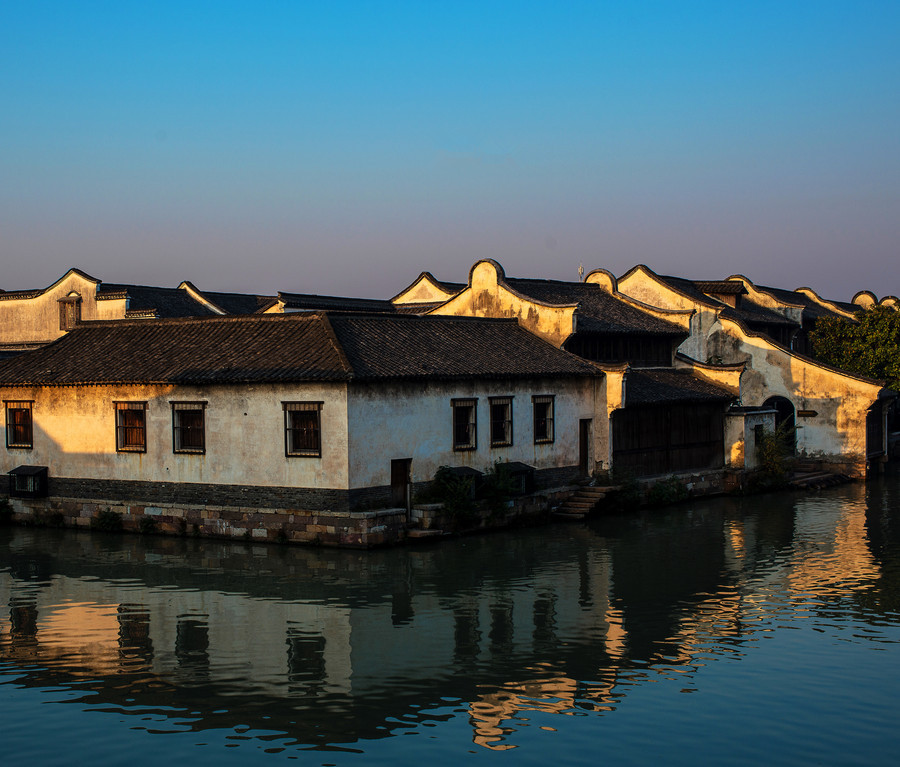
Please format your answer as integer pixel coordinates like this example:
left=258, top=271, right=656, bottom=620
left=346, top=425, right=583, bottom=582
left=2, top=1, right=898, bottom=300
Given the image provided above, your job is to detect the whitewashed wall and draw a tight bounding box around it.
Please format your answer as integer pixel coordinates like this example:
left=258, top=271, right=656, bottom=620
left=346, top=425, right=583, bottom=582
left=1, top=382, right=350, bottom=489
left=345, top=377, right=597, bottom=489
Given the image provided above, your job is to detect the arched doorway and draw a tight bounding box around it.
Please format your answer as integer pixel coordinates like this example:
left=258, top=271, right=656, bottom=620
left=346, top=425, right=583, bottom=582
left=763, top=396, right=796, bottom=455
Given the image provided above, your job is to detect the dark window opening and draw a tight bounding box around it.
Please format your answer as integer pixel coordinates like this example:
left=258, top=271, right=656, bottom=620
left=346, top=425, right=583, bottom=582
left=5, top=401, right=33, bottom=449
left=489, top=397, right=513, bottom=447
left=452, top=398, right=477, bottom=451
left=172, top=402, right=206, bottom=454
left=115, top=402, right=147, bottom=453
left=532, top=395, right=554, bottom=444
left=284, top=402, right=322, bottom=457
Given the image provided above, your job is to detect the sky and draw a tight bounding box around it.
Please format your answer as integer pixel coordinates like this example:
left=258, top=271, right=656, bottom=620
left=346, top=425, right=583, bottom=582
left=2, top=1, right=899, bottom=302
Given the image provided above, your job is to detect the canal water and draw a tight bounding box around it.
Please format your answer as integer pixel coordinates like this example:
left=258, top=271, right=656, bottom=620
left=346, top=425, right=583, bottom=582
left=2, top=472, right=900, bottom=766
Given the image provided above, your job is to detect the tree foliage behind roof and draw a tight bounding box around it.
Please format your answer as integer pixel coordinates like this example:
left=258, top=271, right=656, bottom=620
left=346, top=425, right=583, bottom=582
left=810, top=305, right=900, bottom=391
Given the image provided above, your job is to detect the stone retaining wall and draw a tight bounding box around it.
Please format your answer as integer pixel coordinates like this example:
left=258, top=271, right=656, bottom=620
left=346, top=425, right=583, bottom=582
left=5, top=484, right=579, bottom=548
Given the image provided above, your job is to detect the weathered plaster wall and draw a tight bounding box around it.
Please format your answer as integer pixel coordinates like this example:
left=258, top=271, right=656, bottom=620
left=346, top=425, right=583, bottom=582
left=726, top=276, right=804, bottom=323
left=431, top=261, right=577, bottom=347
left=710, top=319, right=881, bottom=461
left=724, top=409, right=776, bottom=470
left=0, top=271, right=107, bottom=344
left=1, top=382, right=351, bottom=490
left=392, top=275, right=459, bottom=305
left=595, top=367, right=625, bottom=471
left=796, top=287, right=857, bottom=319
left=346, top=376, right=597, bottom=488
left=618, top=268, right=717, bottom=361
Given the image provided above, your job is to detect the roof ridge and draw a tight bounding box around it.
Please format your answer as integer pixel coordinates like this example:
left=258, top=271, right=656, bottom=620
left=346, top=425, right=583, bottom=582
left=318, top=314, right=354, bottom=376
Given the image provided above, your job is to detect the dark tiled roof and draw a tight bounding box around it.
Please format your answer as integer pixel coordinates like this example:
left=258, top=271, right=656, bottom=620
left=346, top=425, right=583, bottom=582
left=327, top=314, right=599, bottom=380
left=658, top=275, right=797, bottom=328
left=198, top=290, right=278, bottom=315
left=504, top=278, right=686, bottom=336
left=434, top=278, right=466, bottom=293
left=0, top=315, right=350, bottom=386
left=394, top=302, right=444, bottom=314
left=278, top=293, right=398, bottom=313
left=0, top=313, right=598, bottom=387
left=625, top=369, right=735, bottom=406
left=97, top=284, right=219, bottom=318
left=656, top=275, right=723, bottom=307
left=694, top=281, right=746, bottom=295
left=754, top=285, right=855, bottom=323
left=726, top=300, right=798, bottom=328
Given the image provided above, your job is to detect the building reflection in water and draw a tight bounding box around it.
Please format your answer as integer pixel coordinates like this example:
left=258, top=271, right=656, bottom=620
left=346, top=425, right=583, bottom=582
left=0, top=474, right=896, bottom=751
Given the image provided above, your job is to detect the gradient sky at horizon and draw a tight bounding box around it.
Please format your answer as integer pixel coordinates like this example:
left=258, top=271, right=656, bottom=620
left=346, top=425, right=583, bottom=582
left=2, top=1, right=898, bottom=302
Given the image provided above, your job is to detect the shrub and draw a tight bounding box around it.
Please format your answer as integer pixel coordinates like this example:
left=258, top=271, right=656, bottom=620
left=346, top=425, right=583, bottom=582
left=752, top=422, right=794, bottom=491
left=606, top=468, right=642, bottom=511
left=47, top=511, right=65, bottom=528
left=92, top=508, right=123, bottom=532
left=479, top=461, right=517, bottom=517
left=646, top=476, right=689, bottom=508
left=429, top=466, right=477, bottom=526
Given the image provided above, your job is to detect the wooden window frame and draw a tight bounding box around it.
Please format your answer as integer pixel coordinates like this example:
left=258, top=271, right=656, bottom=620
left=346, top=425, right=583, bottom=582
left=283, top=402, right=322, bottom=457
left=171, top=402, right=207, bottom=454
left=489, top=396, right=513, bottom=447
left=532, top=395, right=555, bottom=444
left=58, top=295, right=82, bottom=331
left=115, top=401, right=148, bottom=453
left=452, top=398, right=477, bottom=451
left=5, top=401, right=33, bottom=449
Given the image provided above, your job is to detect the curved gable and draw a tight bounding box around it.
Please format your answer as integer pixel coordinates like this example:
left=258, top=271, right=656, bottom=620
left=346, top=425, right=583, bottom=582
left=428, top=260, right=578, bottom=347
left=391, top=271, right=464, bottom=305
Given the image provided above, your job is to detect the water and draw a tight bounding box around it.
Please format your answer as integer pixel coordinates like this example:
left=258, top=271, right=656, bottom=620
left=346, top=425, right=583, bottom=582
left=2, top=471, right=900, bottom=766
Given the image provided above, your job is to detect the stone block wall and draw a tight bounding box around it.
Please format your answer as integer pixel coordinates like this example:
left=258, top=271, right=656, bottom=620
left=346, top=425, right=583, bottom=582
left=7, top=495, right=409, bottom=548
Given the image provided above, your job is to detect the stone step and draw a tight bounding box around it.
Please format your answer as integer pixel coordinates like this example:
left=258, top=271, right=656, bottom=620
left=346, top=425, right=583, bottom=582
left=789, top=472, right=851, bottom=489
left=565, top=498, right=599, bottom=508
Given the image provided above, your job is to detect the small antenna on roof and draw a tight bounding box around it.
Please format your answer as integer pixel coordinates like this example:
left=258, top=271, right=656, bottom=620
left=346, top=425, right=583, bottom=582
left=578, top=263, right=584, bottom=282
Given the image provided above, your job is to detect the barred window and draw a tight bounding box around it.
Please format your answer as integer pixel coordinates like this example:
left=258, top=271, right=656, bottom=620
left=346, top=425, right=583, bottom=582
left=115, top=402, right=147, bottom=453
left=452, top=398, right=477, bottom=451
left=489, top=396, right=513, bottom=447
left=5, top=401, right=33, bottom=449
left=172, top=402, right=206, bottom=454
left=284, top=402, right=322, bottom=457
left=532, top=395, right=555, bottom=444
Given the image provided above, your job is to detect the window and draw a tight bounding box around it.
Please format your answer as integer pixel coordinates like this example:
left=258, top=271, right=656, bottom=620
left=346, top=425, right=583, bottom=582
left=533, top=395, right=555, bottom=444
left=58, top=295, right=82, bottom=331
left=5, top=401, right=33, bottom=449
left=452, top=398, right=477, bottom=451
left=172, top=402, right=206, bottom=453
left=115, top=402, right=147, bottom=452
left=489, top=396, right=513, bottom=447
left=284, top=402, right=322, bottom=457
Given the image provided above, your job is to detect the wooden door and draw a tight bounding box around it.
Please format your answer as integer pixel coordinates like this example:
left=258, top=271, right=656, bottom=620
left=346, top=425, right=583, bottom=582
left=579, top=419, right=592, bottom=476
left=391, top=458, right=412, bottom=510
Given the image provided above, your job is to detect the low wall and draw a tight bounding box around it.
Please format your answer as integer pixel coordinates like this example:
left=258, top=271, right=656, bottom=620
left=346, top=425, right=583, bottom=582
left=7, top=496, right=407, bottom=548
left=4, top=484, right=580, bottom=548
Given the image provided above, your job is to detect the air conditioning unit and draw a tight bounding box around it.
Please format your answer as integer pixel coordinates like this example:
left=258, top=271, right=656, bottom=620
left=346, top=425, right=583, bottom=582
left=8, top=466, right=49, bottom=498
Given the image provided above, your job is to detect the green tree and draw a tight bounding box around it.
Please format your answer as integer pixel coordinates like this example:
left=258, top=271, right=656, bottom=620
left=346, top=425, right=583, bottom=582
left=810, top=306, right=900, bottom=391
